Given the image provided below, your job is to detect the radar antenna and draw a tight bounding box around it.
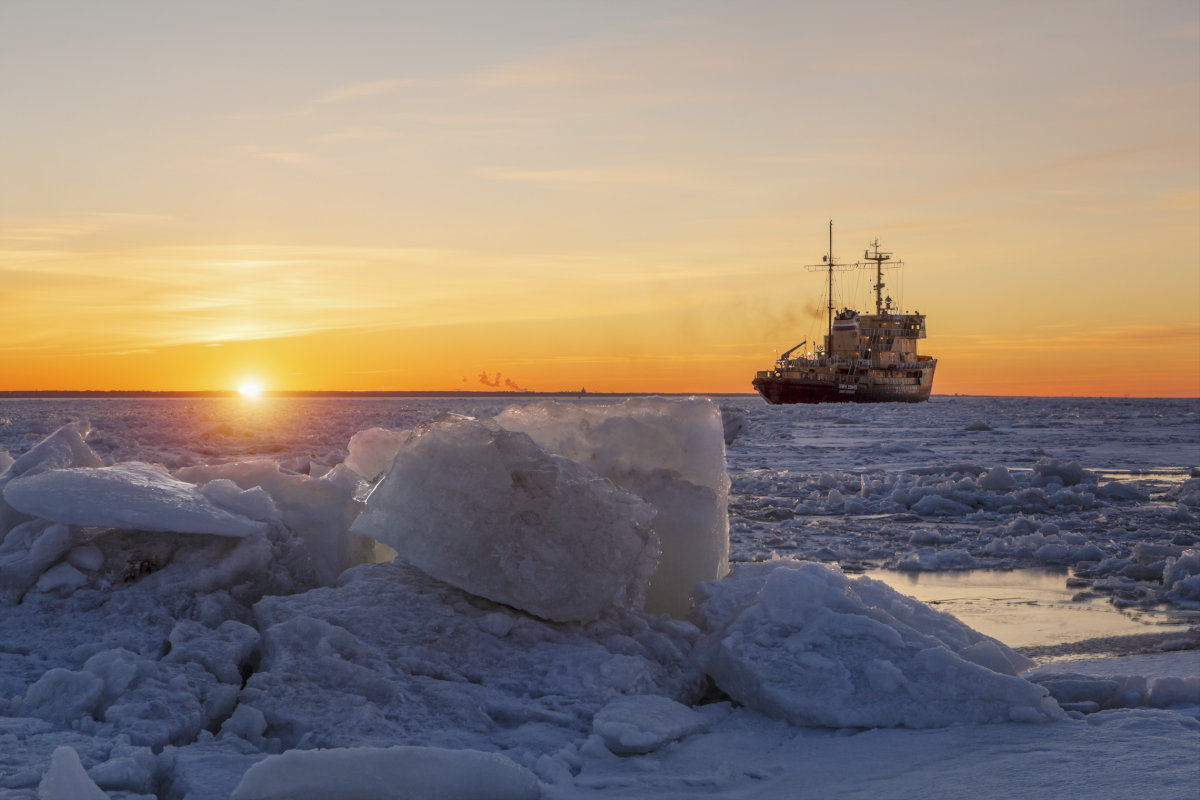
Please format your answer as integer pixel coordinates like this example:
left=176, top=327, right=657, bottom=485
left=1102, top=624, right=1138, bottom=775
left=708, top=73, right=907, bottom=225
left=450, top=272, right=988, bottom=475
left=863, top=238, right=902, bottom=315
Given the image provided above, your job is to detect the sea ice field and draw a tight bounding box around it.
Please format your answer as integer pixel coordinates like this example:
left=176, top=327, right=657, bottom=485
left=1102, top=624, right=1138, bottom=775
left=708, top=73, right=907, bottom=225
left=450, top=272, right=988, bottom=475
left=0, top=394, right=1197, bottom=799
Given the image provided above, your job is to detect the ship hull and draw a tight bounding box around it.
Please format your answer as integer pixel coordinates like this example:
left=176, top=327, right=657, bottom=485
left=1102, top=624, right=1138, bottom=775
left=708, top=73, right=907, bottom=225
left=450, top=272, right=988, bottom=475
left=752, top=364, right=936, bottom=405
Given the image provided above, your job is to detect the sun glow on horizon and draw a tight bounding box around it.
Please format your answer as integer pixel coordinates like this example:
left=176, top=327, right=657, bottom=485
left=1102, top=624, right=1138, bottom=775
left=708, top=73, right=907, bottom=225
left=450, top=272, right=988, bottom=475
left=237, top=380, right=262, bottom=398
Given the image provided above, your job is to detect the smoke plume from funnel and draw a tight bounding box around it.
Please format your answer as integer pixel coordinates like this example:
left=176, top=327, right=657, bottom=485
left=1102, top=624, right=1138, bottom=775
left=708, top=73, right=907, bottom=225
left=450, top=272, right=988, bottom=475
left=479, top=372, right=527, bottom=391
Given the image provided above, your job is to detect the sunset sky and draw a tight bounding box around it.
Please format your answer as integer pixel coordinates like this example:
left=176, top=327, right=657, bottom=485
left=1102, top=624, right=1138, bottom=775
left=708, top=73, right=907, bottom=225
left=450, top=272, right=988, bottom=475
left=2, top=1, right=1197, bottom=396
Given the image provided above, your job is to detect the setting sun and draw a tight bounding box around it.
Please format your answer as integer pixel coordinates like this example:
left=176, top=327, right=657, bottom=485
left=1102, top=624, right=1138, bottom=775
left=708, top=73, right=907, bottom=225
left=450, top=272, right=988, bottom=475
left=237, top=380, right=262, bottom=398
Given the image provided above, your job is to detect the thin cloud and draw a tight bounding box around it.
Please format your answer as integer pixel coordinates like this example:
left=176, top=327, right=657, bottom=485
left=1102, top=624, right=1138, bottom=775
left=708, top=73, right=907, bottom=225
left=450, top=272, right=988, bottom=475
left=235, top=145, right=314, bottom=165
left=316, top=126, right=400, bottom=142
left=317, top=78, right=419, bottom=103
left=1159, top=20, right=1200, bottom=41
left=1163, top=190, right=1200, bottom=210
left=0, top=224, right=97, bottom=244
left=476, top=165, right=703, bottom=189
left=260, top=152, right=312, bottom=165
left=886, top=139, right=1189, bottom=212
left=0, top=213, right=170, bottom=244
left=1, top=241, right=709, bottom=354
left=946, top=323, right=1200, bottom=351
left=470, top=19, right=768, bottom=92
left=310, top=21, right=779, bottom=109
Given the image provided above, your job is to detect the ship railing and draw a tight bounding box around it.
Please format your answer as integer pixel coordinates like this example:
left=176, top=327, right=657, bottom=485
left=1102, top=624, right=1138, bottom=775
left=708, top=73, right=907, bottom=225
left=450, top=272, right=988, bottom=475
left=780, top=355, right=833, bottom=366
left=854, top=360, right=936, bottom=370
left=778, top=357, right=934, bottom=369
left=761, top=357, right=934, bottom=379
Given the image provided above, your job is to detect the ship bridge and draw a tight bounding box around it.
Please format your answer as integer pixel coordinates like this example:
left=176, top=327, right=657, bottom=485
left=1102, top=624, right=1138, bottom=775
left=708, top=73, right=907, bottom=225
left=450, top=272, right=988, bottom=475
left=825, top=310, right=927, bottom=362
left=858, top=312, right=926, bottom=339
left=855, top=312, right=927, bottom=366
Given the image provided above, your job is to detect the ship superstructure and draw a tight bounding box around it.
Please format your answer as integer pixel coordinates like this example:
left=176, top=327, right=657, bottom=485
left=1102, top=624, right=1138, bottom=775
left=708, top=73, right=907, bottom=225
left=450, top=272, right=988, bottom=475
left=752, top=223, right=937, bottom=404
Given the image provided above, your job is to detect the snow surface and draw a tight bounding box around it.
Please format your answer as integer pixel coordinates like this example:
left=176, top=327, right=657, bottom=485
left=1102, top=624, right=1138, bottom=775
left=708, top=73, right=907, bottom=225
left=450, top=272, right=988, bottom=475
left=230, top=745, right=540, bottom=800
left=591, top=695, right=711, bottom=755
left=0, top=394, right=1195, bottom=799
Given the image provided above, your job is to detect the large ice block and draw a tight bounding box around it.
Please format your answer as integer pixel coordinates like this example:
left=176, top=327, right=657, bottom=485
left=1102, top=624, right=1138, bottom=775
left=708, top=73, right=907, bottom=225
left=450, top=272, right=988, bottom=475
left=0, top=421, right=104, bottom=534
left=692, top=559, right=1061, bottom=729
left=496, top=397, right=730, bottom=617
left=175, top=460, right=370, bottom=585
left=343, top=426, right=410, bottom=481
left=3, top=462, right=271, bottom=537
left=350, top=417, right=658, bottom=622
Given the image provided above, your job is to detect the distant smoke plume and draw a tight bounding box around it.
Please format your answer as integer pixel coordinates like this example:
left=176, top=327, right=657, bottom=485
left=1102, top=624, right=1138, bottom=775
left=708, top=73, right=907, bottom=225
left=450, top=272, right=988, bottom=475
left=479, top=371, right=528, bottom=392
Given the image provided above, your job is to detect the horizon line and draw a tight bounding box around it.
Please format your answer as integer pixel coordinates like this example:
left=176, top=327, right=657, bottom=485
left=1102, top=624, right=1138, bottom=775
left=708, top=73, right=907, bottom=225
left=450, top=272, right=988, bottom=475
left=0, top=390, right=1195, bottom=401
left=0, top=389, right=734, bottom=399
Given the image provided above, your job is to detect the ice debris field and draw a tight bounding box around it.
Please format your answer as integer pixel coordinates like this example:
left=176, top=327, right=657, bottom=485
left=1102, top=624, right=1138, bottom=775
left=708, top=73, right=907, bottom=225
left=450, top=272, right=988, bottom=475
left=0, top=395, right=1197, bottom=799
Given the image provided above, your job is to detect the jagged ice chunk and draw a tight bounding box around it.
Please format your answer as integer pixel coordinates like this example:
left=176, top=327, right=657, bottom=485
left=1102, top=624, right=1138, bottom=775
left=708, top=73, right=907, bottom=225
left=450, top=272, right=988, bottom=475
left=495, top=397, right=730, bottom=617
left=692, top=559, right=1060, bottom=729
left=350, top=417, right=657, bottom=622
left=3, top=462, right=271, bottom=537
left=0, top=421, right=103, bottom=534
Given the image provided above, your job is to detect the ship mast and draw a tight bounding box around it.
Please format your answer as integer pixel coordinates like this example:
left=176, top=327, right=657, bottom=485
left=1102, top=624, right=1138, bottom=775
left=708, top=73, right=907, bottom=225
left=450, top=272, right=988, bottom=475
left=827, top=221, right=834, bottom=338
left=862, top=238, right=902, bottom=315
left=805, top=220, right=855, bottom=350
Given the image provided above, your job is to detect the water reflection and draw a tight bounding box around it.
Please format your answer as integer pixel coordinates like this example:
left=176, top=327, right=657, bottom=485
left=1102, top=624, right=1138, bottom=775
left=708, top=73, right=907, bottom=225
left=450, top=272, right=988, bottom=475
left=864, top=567, right=1195, bottom=650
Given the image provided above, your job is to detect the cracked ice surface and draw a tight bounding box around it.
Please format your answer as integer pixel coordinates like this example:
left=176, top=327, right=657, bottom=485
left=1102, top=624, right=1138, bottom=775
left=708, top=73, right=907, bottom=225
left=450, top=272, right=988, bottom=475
left=0, top=395, right=1195, bottom=799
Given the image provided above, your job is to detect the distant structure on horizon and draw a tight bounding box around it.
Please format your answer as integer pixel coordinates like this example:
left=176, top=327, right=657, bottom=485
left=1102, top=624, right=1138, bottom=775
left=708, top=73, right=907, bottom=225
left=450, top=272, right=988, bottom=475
left=752, top=222, right=938, bottom=404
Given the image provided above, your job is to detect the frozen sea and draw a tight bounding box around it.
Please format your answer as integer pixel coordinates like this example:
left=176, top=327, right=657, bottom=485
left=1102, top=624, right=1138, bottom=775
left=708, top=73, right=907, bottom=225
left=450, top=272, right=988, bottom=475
left=0, top=394, right=1197, bottom=799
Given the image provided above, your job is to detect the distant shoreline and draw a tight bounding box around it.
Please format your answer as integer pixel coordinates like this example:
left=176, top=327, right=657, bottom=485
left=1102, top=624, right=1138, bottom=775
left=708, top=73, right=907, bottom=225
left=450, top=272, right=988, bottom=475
left=0, top=390, right=758, bottom=399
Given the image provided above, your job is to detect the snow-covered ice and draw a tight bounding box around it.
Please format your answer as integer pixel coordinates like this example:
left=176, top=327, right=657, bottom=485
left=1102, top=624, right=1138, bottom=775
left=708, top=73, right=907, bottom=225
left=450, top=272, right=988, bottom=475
left=0, top=421, right=103, bottom=534
left=174, top=460, right=370, bottom=586
left=0, top=394, right=1195, bottom=799
left=342, top=426, right=409, bottom=482
left=235, top=559, right=701, bottom=759
left=496, top=398, right=730, bottom=617
left=230, top=745, right=540, bottom=800
left=591, top=695, right=712, bottom=755
left=691, top=559, right=1055, bottom=728
left=4, top=462, right=272, bottom=538
left=36, top=746, right=108, bottom=800
left=349, top=416, right=659, bottom=622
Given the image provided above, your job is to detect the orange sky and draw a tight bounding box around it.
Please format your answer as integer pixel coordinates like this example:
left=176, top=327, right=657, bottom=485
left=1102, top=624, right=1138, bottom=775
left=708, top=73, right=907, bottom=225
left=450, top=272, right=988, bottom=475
left=2, top=2, right=1197, bottom=396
